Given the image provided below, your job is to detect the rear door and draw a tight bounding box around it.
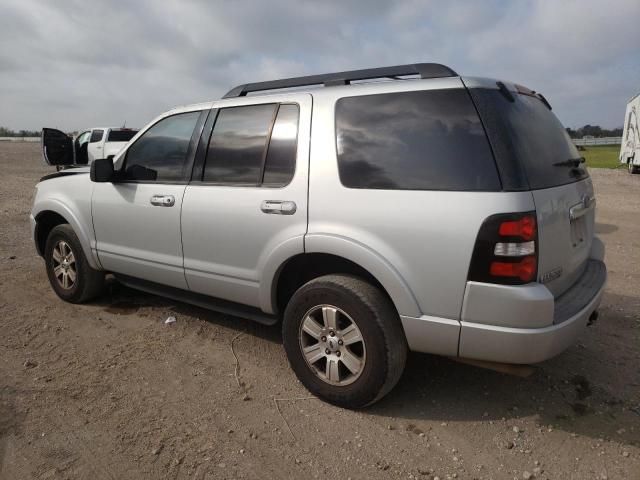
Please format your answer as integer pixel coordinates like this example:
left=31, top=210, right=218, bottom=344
left=181, top=95, right=310, bottom=310
left=469, top=85, right=594, bottom=296
left=42, top=128, right=73, bottom=165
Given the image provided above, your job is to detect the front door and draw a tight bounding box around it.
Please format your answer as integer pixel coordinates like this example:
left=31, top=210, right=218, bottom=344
left=181, top=95, right=311, bottom=311
left=42, top=128, right=73, bottom=166
left=92, top=109, right=206, bottom=289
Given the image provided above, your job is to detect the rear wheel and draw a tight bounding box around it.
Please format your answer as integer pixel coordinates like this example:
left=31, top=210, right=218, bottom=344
left=282, top=274, right=407, bottom=408
left=44, top=224, right=104, bottom=303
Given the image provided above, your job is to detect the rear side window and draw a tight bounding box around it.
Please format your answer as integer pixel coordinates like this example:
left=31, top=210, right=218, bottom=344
left=89, top=129, right=104, bottom=143
left=107, top=130, right=138, bottom=142
left=263, top=104, right=299, bottom=186
left=469, top=89, right=588, bottom=190
left=124, top=111, right=200, bottom=182
left=335, top=89, right=500, bottom=191
left=204, top=104, right=276, bottom=184
left=203, top=103, right=299, bottom=186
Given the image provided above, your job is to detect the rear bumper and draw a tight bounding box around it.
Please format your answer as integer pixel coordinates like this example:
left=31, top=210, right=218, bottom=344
left=458, top=259, right=606, bottom=364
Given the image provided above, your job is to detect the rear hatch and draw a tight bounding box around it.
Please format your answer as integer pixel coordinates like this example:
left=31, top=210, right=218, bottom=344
left=467, top=82, right=594, bottom=297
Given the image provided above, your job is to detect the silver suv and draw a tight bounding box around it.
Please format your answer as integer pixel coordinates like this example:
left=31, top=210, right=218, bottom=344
left=32, top=63, right=606, bottom=408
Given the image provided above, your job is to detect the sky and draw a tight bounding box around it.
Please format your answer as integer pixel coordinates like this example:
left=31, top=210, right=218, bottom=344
left=1, top=0, right=638, bottom=132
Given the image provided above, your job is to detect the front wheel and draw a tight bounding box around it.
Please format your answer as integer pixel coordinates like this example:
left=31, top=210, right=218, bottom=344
left=282, top=274, right=407, bottom=408
left=44, top=224, right=105, bottom=303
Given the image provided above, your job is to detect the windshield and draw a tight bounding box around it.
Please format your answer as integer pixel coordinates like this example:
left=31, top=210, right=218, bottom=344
left=107, top=130, right=138, bottom=142
left=469, top=88, right=588, bottom=190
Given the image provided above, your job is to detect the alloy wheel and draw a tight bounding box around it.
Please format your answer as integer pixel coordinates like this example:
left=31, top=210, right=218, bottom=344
left=298, top=305, right=366, bottom=386
left=51, top=240, right=77, bottom=289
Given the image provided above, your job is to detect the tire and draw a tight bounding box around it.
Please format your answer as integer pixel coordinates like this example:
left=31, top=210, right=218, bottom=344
left=629, top=161, right=639, bottom=174
left=282, top=274, right=407, bottom=408
left=44, top=224, right=104, bottom=303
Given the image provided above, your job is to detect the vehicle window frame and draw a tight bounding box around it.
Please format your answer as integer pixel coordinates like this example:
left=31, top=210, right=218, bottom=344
left=333, top=89, right=502, bottom=192
left=192, top=102, right=300, bottom=189
left=118, top=110, right=208, bottom=185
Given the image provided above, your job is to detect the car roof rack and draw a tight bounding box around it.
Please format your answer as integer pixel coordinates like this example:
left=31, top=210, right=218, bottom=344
left=222, top=63, right=458, bottom=98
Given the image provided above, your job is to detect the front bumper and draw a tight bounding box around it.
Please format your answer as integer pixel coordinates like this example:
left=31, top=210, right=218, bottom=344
left=458, top=259, right=606, bottom=364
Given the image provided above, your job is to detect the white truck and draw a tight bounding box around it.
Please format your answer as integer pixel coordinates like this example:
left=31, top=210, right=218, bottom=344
left=620, top=93, right=639, bottom=174
left=42, top=127, right=138, bottom=166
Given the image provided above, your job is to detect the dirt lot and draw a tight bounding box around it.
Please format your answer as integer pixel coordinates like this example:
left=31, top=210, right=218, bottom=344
left=1, top=142, right=639, bottom=480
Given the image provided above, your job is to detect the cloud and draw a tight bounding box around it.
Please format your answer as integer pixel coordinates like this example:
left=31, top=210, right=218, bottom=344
left=0, top=0, right=637, bottom=130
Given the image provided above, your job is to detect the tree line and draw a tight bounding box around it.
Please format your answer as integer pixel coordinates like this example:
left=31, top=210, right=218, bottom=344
left=0, top=126, right=40, bottom=137
left=566, top=125, right=623, bottom=139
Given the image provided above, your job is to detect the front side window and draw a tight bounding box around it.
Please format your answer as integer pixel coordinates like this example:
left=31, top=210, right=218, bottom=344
left=124, top=111, right=200, bottom=182
left=203, top=103, right=299, bottom=186
left=90, top=129, right=104, bottom=143
left=76, top=131, right=91, bottom=145
left=335, top=89, right=500, bottom=191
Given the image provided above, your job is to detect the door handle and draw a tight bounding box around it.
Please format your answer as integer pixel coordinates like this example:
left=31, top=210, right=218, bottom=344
left=260, top=200, right=296, bottom=215
left=569, top=196, right=596, bottom=222
left=150, top=195, right=175, bottom=207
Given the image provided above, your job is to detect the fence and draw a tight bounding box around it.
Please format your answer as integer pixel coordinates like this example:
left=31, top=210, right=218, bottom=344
left=573, top=137, right=622, bottom=146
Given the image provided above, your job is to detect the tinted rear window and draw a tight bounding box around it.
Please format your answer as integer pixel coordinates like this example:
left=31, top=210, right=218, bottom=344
left=263, top=104, right=299, bottom=186
left=469, top=89, right=588, bottom=190
left=108, top=130, right=138, bottom=142
left=335, top=89, right=500, bottom=191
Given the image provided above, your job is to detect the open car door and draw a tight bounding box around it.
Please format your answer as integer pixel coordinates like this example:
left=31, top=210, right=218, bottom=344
left=42, top=128, right=74, bottom=166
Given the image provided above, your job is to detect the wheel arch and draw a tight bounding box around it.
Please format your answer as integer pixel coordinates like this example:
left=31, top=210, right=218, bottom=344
left=269, top=235, right=421, bottom=318
left=33, top=202, right=101, bottom=270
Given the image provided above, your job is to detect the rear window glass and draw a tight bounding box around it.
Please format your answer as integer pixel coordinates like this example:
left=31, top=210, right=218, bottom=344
left=108, top=130, right=138, bottom=142
left=335, top=89, right=500, bottom=191
left=263, top=104, right=299, bottom=186
left=469, top=89, right=588, bottom=190
left=204, top=104, right=277, bottom=184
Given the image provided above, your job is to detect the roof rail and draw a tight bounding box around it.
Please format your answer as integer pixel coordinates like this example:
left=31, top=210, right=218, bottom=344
left=222, top=63, right=458, bottom=99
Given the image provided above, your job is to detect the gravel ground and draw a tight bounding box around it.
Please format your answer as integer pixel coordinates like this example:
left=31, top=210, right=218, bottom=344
left=1, top=142, right=639, bottom=480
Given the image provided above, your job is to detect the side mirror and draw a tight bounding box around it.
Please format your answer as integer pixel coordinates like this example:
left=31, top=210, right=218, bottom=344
left=90, top=158, right=115, bottom=182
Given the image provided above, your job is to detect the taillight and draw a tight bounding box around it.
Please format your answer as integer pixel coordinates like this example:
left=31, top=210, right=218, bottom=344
left=468, top=212, right=538, bottom=285
left=498, top=216, right=536, bottom=241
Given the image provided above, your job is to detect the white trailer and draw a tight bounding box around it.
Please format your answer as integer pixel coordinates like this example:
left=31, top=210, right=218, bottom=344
left=620, top=92, right=640, bottom=174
